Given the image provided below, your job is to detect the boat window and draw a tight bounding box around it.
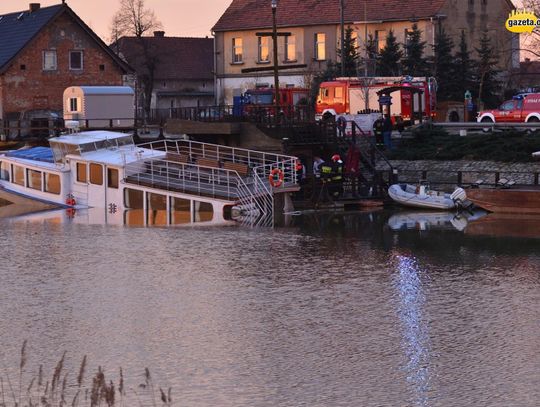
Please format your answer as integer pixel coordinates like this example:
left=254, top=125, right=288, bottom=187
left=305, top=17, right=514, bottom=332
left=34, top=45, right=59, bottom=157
left=107, top=168, right=119, bottom=189
left=89, top=163, right=103, bottom=185
left=147, top=192, right=167, bottom=226
left=27, top=169, right=42, bottom=191
left=117, top=136, right=134, bottom=147
left=194, top=200, right=213, bottom=222
left=76, top=162, right=87, bottom=183
left=12, top=165, right=24, bottom=186
left=45, top=173, right=61, bottom=194
left=0, top=161, right=9, bottom=181
left=171, top=197, right=191, bottom=224
left=123, top=210, right=145, bottom=226
left=124, top=188, right=144, bottom=209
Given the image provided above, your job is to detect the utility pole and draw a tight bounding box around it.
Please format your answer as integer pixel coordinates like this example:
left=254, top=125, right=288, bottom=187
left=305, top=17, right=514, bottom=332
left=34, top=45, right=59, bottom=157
left=272, top=0, right=280, bottom=105
left=340, top=0, right=345, bottom=77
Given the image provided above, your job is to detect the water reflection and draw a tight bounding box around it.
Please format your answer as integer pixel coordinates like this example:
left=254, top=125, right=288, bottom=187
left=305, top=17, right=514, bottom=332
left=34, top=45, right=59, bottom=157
left=0, top=207, right=539, bottom=406
left=393, top=254, right=432, bottom=407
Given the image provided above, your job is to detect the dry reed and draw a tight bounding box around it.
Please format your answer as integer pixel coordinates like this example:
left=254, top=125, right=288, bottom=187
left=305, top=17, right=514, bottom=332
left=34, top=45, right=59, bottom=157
left=0, top=342, right=172, bottom=407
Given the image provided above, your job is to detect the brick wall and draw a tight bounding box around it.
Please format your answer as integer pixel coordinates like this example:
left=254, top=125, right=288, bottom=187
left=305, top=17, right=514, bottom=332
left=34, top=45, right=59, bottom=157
left=1, top=13, right=124, bottom=117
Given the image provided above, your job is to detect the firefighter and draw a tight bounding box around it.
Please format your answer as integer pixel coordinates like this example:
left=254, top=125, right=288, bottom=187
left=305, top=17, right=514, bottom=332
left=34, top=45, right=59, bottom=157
left=373, top=116, right=384, bottom=147
left=328, top=154, right=344, bottom=198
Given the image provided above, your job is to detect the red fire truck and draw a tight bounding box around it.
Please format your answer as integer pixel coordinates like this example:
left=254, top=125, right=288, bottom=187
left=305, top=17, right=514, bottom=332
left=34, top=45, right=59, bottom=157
left=477, top=93, right=540, bottom=124
left=243, top=87, right=309, bottom=117
left=315, top=76, right=437, bottom=124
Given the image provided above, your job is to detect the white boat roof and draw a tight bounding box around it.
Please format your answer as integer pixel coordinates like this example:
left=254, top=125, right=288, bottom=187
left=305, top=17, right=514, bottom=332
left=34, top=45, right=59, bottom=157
left=67, top=86, right=134, bottom=95
left=50, top=130, right=133, bottom=145
left=75, top=146, right=164, bottom=166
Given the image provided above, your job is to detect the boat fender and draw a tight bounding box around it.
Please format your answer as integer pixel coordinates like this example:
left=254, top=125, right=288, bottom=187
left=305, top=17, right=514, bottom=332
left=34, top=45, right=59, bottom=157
left=269, top=168, right=284, bottom=188
left=66, top=197, right=76, bottom=206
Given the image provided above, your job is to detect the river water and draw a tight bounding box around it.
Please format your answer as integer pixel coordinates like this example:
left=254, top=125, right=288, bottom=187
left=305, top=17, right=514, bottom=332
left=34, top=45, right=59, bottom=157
left=0, top=208, right=539, bottom=406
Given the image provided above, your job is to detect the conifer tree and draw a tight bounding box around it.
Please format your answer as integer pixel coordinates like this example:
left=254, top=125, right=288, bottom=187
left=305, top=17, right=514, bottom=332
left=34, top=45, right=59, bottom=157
left=337, top=26, right=360, bottom=77
left=377, top=30, right=402, bottom=76
left=475, top=30, right=501, bottom=108
left=361, top=34, right=378, bottom=76
left=401, top=23, right=429, bottom=76
left=452, top=30, right=475, bottom=101
left=431, top=28, right=454, bottom=101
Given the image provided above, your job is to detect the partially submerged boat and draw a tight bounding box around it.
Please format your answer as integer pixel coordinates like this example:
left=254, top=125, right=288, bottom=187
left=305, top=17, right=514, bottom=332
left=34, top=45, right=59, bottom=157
left=388, top=183, right=461, bottom=210
left=0, top=130, right=299, bottom=227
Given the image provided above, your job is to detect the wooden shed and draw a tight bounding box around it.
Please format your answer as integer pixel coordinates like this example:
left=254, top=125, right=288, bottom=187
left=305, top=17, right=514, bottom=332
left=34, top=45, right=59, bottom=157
left=63, top=86, right=134, bottom=128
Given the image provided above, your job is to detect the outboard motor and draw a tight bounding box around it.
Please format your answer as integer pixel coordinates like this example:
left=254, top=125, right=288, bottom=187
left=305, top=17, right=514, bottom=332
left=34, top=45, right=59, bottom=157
left=450, top=187, right=467, bottom=207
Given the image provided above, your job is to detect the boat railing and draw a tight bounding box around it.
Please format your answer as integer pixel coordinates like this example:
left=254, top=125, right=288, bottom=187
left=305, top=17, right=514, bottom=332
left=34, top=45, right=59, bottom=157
left=136, top=139, right=298, bottom=186
left=123, top=155, right=273, bottom=226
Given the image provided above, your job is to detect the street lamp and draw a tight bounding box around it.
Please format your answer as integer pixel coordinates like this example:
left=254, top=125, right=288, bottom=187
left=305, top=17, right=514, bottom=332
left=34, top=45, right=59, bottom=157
left=271, top=0, right=280, bottom=106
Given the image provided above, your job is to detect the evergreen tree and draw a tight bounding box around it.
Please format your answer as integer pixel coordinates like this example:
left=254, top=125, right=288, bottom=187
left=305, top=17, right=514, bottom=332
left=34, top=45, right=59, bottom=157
left=378, top=30, right=402, bottom=76
left=361, top=34, right=378, bottom=76
left=401, top=23, right=429, bottom=76
left=337, top=26, right=360, bottom=77
left=452, top=30, right=475, bottom=101
left=475, top=30, right=501, bottom=109
left=431, top=28, right=454, bottom=101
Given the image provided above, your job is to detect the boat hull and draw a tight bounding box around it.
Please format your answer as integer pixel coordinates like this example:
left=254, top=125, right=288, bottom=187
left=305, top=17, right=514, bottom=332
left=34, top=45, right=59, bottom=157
left=465, top=188, right=540, bottom=214
left=388, top=184, right=456, bottom=210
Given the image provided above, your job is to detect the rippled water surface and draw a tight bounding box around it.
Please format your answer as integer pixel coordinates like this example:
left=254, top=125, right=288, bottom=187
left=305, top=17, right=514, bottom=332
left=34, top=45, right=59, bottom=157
left=0, top=210, right=539, bottom=406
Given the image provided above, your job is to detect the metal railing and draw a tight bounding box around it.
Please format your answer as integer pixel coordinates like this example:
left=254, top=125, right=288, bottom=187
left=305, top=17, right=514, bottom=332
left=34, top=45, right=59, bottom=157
left=136, top=139, right=298, bottom=186
left=123, top=139, right=298, bottom=226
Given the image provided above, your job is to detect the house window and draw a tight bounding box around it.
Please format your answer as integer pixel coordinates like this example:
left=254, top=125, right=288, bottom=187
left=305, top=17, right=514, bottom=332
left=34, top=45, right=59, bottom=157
left=20, top=64, right=26, bottom=70
left=232, top=37, right=243, bottom=63
left=69, top=51, right=83, bottom=70
left=89, top=163, right=103, bottom=185
left=43, top=50, right=57, bottom=70
left=258, top=36, right=270, bottom=63
left=314, top=33, right=326, bottom=60
left=285, top=35, right=296, bottom=61
left=375, top=30, right=386, bottom=51
left=69, top=97, right=79, bottom=113
left=99, top=64, right=105, bottom=71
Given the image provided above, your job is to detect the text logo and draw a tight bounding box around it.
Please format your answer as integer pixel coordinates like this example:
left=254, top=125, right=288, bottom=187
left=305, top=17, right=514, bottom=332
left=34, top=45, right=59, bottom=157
left=505, top=9, right=540, bottom=33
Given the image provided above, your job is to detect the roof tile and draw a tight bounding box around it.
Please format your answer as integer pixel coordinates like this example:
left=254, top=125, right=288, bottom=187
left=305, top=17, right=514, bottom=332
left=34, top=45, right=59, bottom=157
left=213, top=0, right=446, bottom=31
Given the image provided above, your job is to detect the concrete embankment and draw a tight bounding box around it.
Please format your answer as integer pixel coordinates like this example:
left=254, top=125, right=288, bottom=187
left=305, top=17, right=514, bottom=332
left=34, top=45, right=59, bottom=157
left=383, top=160, right=540, bottom=187
left=0, top=189, right=58, bottom=218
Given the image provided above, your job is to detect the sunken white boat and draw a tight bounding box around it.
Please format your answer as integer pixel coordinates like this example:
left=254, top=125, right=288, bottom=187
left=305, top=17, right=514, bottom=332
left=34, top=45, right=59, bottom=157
left=0, top=131, right=299, bottom=227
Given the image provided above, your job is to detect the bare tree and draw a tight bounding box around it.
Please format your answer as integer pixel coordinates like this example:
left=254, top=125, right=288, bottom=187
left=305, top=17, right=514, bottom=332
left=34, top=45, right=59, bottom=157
left=110, top=0, right=163, bottom=126
left=110, top=0, right=162, bottom=39
left=521, top=0, right=540, bottom=60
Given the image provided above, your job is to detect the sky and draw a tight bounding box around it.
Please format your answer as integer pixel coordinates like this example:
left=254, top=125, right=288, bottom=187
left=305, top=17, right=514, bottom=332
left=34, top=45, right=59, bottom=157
left=0, top=0, right=233, bottom=41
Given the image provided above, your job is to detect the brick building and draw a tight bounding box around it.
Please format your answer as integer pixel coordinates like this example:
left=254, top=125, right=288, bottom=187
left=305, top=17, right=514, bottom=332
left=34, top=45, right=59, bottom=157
left=0, top=2, right=130, bottom=135
left=113, top=32, right=214, bottom=113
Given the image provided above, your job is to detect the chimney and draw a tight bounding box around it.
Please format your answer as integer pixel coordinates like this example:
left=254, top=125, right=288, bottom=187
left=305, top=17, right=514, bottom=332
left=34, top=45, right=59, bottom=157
left=153, top=31, right=165, bottom=37
left=29, top=3, right=40, bottom=12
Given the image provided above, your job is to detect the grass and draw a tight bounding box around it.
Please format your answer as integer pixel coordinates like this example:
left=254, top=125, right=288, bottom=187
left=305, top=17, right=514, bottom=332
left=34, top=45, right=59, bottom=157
left=389, top=127, right=540, bottom=162
left=0, top=341, right=172, bottom=407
